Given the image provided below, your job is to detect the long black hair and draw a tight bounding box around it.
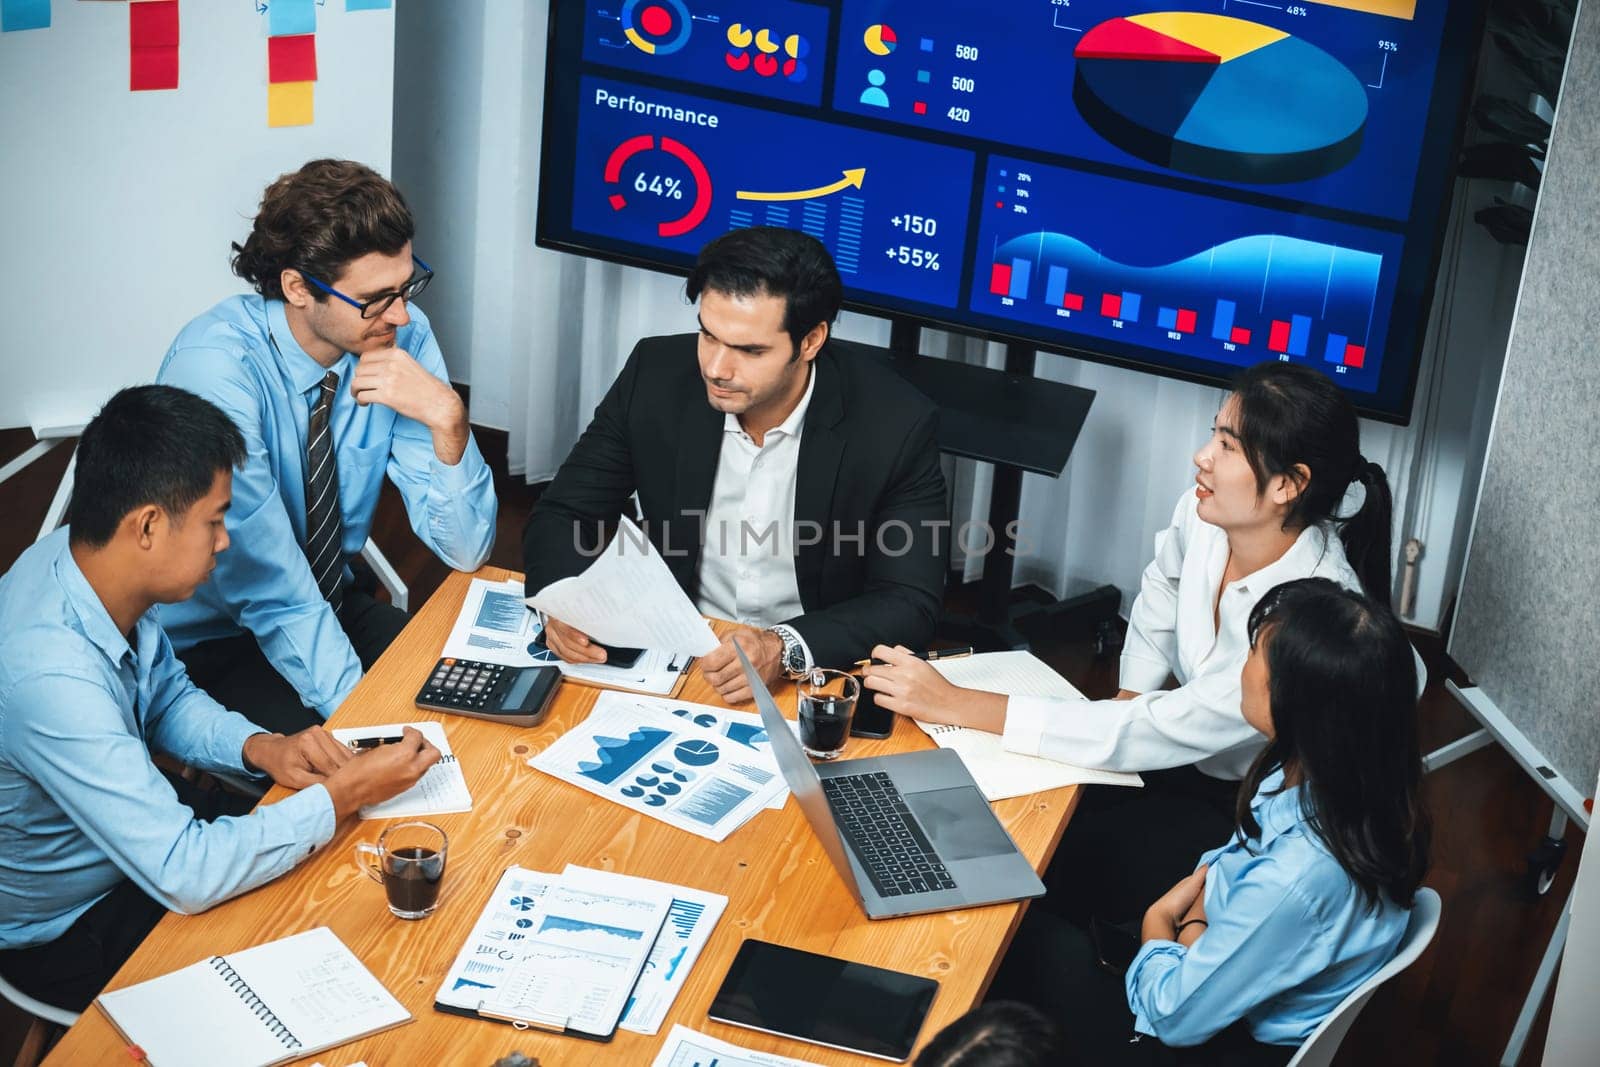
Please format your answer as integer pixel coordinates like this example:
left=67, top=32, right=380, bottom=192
left=1237, top=578, right=1430, bottom=910
left=1231, top=362, right=1393, bottom=605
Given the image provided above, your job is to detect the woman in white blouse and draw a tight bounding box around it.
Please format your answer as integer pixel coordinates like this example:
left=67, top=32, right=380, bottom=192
left=864, top=361, right=1396, bottom=922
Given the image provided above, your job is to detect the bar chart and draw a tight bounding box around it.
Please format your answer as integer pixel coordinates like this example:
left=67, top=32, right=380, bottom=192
left=968, top=155, right=1399, bottom=387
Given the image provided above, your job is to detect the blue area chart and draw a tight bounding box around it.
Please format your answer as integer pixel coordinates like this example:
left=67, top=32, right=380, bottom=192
left=574, top=75, right=973, bottom=308
left=584, top=0, right=829, bottom=107
left=831, top=1, right=1450, bottom=221
left=577, top=726, right=672, bottom=785
left=970, top=156, right=1401, bottom=391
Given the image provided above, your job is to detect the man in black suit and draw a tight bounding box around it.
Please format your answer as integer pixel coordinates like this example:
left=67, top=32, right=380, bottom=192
left=523, top=227, right=948, bottom=704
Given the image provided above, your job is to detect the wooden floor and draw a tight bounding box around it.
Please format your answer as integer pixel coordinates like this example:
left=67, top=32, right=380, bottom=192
left=0, top=425, right=1581, bottom=1066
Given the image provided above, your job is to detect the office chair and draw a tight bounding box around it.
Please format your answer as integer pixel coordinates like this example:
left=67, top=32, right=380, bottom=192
left=0, top=970, right=79, bottom=1067
left=1284, top=887, right=1441, bottom=1067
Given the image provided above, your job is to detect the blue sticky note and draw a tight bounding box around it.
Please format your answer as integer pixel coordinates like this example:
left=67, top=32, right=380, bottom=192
left=269, top=0, right=315, bottom=37
left=346, top=0, right=391, bottom=9
left=1, top=0, right=50, bottom=33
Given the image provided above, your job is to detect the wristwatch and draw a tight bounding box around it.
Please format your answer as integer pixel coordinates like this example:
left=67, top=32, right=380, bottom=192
left=770, top=625, right=811, bottom=680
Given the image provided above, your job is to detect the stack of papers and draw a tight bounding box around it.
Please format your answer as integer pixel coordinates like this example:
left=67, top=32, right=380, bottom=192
left=923, top=651, right=1143, bottom=800
left=329, top=721, right=473, bottom=819
left=435, top=866, right=727, bottom=1038
left=443, top=577, right=692, bottom=696
left=529, top=692, right=787, bottom=841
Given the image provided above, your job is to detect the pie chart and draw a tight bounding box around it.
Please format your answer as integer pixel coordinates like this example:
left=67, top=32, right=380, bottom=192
left=674, top=739, right=720, bottom=766
left=864, top=23, right=897, bottom=56
left=1073, top=13, right=1368, bottom=184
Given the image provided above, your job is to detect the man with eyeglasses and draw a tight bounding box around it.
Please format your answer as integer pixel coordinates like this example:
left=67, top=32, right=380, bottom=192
left=155, top=159, right=496, bottom=734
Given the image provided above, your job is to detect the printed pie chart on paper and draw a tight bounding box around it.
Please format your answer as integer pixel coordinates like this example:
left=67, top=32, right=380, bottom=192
left=1072, top=12, right=1369, bottom=184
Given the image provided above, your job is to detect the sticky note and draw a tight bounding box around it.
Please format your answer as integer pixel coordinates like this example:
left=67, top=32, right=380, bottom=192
left=1, top=0, right=50, bottom=33
left=268, top=33, right=316, bottom=83
left=268, top=80, right=314, bottom=127
left=268, top=0, right=314, bottom=37
left=346, top=0, right=391, bottom=9
left=131, top=46, right=178, bottom=90
left=130, top=0, right=178, bottom=47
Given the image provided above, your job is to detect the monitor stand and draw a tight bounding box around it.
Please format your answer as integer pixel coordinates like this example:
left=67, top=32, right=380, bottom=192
left=883, top=318, right=1122, bottom=655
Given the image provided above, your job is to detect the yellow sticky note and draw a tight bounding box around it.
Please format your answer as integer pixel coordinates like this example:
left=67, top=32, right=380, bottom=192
left=267, top=81, right=314, bottom=128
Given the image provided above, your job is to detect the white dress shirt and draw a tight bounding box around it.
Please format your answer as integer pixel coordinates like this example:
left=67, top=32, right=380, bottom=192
left=1002, top=488, right=1360, bottom=779
left=695, top=366, right=815, bottom=657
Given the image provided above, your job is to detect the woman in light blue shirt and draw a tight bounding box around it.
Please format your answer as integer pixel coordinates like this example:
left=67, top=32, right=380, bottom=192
left=989, top=578, right=1430, bottom=1064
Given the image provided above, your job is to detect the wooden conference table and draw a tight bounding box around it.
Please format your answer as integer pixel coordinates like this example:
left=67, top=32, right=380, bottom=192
left=48, top=568, right=1083, bottom=1065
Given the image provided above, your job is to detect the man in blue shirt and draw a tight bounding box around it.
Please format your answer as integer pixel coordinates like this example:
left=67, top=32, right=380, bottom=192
left=0, top=385, right=439, bottom=1012
left=158, top=159, right=497, bottom=734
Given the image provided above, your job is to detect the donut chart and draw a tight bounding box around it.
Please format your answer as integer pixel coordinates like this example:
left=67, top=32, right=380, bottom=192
left=621, top=0, right=691, bottom=56
left=602, top=134, right=714, bottom=238
left=1073, top=13, right=1369, bottom=184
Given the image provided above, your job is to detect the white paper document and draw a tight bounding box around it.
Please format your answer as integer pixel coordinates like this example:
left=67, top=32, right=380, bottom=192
left=530, top=693, right=786, bottom=842
left=524, top=517, right=720, bottom=658
left=602, top=693, right=790, bottom=809
left=922, top=651, right=1143, bottom=800
left=651, top=1024, right=822, bottom=1067
left=329, top=721, right=472, bottom=819
left=475, top=865, right=671, bottom=1037
left=435, top=866, right=727, bottom=1037
left=444, top=576, right=691, bottom=695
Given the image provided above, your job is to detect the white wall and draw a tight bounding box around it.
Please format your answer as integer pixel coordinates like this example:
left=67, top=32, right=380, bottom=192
left=1544, top=777, right=1600, bottom=1064
left=0, top=1, right=395, bottom=432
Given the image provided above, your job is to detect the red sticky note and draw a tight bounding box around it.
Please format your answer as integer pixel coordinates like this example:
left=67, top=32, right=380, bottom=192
left=130, top=0, right=179, bottom=49
left=131, top=46, right=179, bottom=91
left=268, top=34, right=317, bottom=83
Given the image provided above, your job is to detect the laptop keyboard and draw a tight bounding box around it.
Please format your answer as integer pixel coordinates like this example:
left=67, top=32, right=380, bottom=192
left=822, top=771, right=958, bottom=897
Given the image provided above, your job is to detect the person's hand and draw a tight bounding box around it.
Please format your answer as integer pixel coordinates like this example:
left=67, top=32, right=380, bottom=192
left=241, top=727, right=352, bottom=789
left=543, top=616, right=607, bottom=664
left=321, top=727, right=441, bottom=821
left=349, top=347, right=468, bottom=462
left=862, top=645, right=1007, bottom=733
left=1143, top=864, right=1209, bottom=944
left=698, top=627, right=783, bottom=704
left=1114, top=689, right=1142, bottom=701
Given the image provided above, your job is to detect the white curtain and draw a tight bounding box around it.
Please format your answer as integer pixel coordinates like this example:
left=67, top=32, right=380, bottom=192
left=397, top=1, right=1516, bottom=630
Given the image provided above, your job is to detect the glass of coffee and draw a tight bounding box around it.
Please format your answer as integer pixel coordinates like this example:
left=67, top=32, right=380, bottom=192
left=354, top=821, right=448, bottom=920
left=797, top=669, right=860, bottom=760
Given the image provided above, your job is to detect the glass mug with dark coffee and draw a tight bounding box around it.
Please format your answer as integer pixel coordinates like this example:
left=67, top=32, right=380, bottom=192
left=354, top=821, right=448, bottom=919
left=797, top=669, right=860, bottom=760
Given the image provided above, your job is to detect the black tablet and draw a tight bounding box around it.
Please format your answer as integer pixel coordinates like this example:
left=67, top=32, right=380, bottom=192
left=709, top=940, right=938, bottom=1062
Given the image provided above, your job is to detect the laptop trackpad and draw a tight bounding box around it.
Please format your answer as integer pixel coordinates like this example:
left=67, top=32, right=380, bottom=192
left=905, top=787, right=1016, bottom=862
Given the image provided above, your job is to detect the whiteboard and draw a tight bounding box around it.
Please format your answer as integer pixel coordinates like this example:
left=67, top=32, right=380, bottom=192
left=0, top=0, right=395, bottom=431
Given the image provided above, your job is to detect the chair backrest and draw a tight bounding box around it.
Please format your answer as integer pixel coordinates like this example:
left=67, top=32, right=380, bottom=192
left=1284, top=887, right=1441, bottom=1067
left=0, top=969, right=80, bottom=1029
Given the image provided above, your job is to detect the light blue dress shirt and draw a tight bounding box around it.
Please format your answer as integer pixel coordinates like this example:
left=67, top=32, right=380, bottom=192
left=157, top=296, right=497, bottom=716
left=0, top=530, right=336, bottom=951
left=1126, top=768, right=1411, bottom=1047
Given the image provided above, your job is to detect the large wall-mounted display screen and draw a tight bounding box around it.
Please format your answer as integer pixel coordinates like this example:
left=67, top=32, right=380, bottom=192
left=538, top=1, right=1483, bottom=422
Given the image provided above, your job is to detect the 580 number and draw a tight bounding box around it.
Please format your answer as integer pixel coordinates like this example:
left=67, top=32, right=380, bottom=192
left=955, top=44, right=979, bottom=61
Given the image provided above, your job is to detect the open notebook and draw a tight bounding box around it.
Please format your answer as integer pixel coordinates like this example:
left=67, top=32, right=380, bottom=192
left=924, top=651, right=1143, bottom=800
left=330, top=720, right=472, bottom=819
left=95, top=927, right=410, bottom=1067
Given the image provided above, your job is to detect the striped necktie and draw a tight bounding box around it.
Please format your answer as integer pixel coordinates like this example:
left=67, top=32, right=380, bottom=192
left=304, top=371, right=344, bottom=616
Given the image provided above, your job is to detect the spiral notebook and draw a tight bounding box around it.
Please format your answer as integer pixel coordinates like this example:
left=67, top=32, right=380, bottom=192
left=95, top=927, right=410, bottom=1067
left=330, top=720, right=472, bottom=819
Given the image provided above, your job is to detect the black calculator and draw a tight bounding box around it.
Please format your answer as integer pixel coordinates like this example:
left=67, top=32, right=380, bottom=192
left=415, top=657, right=562, bottom=727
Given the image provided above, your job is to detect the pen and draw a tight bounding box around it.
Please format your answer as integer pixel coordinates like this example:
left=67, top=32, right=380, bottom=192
left=349, top=735, right=405, bottom=750
left=854, top=646, right=974, bottom=669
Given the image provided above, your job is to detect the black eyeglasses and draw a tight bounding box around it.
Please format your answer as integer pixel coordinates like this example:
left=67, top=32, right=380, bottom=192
left=301, top=254, right=433, bottom=319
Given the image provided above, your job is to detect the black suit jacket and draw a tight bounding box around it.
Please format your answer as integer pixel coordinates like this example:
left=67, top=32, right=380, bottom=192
left=522, top=334, right=949, bottom=668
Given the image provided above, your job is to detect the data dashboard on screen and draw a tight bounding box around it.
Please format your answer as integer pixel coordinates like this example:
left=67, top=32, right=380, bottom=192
left=537, top=1, right=1484, bottom=422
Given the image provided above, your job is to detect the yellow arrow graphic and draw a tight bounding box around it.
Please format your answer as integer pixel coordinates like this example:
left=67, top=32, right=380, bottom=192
left=735, top=168, right=866, bottom=202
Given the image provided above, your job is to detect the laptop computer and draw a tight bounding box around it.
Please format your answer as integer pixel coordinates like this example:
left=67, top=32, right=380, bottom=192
left=735, top=646, right=1045, bottom=920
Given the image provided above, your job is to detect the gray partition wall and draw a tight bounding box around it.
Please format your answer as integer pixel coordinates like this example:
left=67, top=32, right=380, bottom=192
left=1449, top=2, right=1600, bottom=795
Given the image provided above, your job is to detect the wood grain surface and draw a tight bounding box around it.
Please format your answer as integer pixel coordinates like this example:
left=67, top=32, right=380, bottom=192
left=46, top=568, right=1080, bottom=1066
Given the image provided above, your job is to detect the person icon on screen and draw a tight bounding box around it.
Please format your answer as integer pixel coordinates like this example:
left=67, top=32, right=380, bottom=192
left=859, top=69, right=889, bottom=108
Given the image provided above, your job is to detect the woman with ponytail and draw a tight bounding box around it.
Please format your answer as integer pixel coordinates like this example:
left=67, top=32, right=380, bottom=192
left=864, top=361, right=1396, bottom=921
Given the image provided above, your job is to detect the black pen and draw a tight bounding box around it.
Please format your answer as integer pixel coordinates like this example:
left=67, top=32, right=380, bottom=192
left=854, top=646, right=975, bottom=669
left=348, top=735, right=405, bottom=750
